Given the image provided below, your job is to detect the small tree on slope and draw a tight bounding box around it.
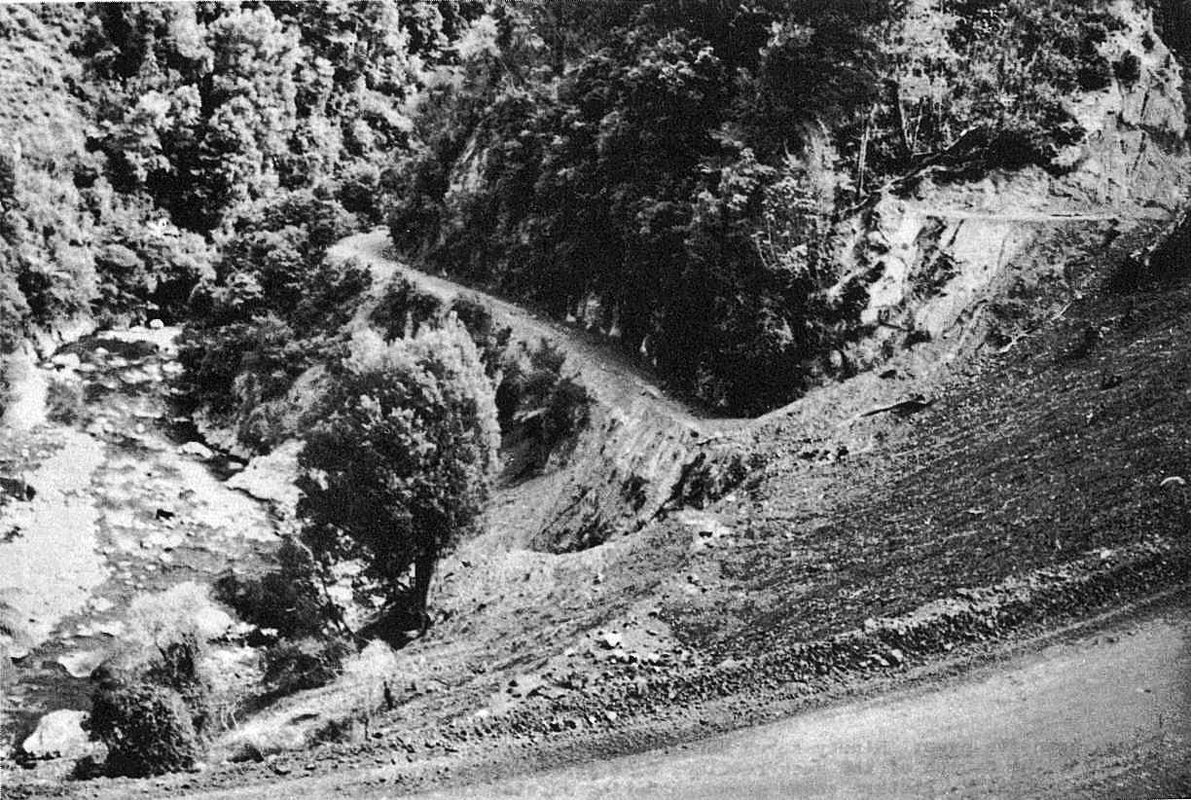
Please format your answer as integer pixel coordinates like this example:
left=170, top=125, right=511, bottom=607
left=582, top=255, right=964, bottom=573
left=297, top=323, right=499, bottom=631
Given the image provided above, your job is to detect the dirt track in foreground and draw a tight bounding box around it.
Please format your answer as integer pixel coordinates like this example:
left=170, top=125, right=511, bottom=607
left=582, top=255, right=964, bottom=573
left=173, top=596, right=1186, bottom=799
left=412, top=599, right=1190, bottom=800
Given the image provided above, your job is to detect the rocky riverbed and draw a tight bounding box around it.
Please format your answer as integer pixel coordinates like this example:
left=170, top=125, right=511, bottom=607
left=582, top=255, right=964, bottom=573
left=0, top=325, right=280, bottom=763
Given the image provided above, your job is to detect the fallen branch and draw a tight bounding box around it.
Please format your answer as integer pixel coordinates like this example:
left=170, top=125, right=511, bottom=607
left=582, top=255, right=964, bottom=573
left=859, top=395, right=935, bottom=418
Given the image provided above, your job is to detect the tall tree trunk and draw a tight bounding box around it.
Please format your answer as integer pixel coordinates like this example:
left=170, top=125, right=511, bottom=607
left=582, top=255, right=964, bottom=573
left=413, top=550, right=434, bottom=634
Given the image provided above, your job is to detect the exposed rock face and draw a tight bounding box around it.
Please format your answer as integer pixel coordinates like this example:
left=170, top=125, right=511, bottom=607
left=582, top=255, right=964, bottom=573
left=57, top=650, right=106, bottom=679
left=179, top=441, right=215, bottom=460
left=834, top=4, right=1189, bottom=374
left=526, top=401, right=704, bottom=553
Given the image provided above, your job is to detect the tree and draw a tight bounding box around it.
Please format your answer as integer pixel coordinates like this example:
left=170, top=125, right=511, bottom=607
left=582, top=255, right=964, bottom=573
left=297, top=324, right=499, bottom=630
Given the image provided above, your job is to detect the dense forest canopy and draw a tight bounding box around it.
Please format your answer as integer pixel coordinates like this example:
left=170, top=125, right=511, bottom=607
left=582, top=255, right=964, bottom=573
left=0, top=0, right=482, bottom=346
left=388, top=0, right=1190, bottom=412
left=1, top=0, right=1188, bottom=416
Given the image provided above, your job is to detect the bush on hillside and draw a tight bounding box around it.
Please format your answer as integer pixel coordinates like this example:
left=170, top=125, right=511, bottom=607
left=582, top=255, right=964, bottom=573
left=449, top=293, right=511, bottom=378
left=369, top=275, right=447, bottom=341
left=142, top=633, right=213, bottom=736
left=372, top=284, right=512, bottom=378
left=0, top=268, right=29, bottom=355
left=497, top=339, right=592, bottom=473
left=214, top=538, right=336, bottom=641
left=261, top=635, right=355, bottom=698
left=45, top=377, right=86, bottom=424
left=88, top=682, right=201, bottom=777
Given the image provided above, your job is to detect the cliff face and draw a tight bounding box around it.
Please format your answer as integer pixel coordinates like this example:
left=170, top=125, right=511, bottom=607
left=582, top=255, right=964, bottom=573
left=835, top=1, right=1190, bottom=372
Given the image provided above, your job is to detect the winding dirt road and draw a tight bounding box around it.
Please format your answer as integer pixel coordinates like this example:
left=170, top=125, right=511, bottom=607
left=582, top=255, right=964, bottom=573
left=329, top=231, right=729, bottom=431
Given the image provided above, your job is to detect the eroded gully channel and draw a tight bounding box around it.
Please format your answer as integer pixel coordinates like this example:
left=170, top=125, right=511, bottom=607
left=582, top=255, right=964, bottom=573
left=0, top=326, right=280, bottom=754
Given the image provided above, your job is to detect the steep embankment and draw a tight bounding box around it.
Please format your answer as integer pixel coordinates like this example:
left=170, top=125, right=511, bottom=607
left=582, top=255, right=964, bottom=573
left=163, top=8, right=1191, bottom=778
left=833, top=1, right=1189, bottom=375
left=6, top=4, right=1191, bottom=797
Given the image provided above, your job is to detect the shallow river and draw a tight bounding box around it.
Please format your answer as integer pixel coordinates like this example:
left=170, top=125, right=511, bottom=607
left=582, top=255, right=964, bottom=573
left=0, top=326, right=280, bottom=750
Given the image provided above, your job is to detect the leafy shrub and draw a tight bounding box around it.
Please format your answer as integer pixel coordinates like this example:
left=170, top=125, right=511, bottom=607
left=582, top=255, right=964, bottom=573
left=261, top=636, right=354, bottom=698
left=1113, top=51, right=1142, bottom=86
left=88, top=682, right=201, bottom=777
left=214, top=539, right=334, bottom=640
left=449, top=293, right=511, bottom=378
left=372, top=285, right=512, bottom=378
left=45, top=377, right=86, bottom=424
left=142, top=633, right=212, bottom=736
left=541, top=375, right=591, bottom=454
left=497, top=339, right=592, bottom=473
left=0, top=270, right=29, bottom=355
left=0, top=366, right=10, bottom=421
left=369, top=275, right=446, bottom=341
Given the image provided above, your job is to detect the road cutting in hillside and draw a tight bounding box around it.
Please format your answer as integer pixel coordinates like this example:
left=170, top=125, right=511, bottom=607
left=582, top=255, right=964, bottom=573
left=329, top=230, right=730, bottom=432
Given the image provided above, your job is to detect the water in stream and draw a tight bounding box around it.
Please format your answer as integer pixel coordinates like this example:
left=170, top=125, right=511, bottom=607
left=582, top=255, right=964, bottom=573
left=0, top=326, right=281, bottom=755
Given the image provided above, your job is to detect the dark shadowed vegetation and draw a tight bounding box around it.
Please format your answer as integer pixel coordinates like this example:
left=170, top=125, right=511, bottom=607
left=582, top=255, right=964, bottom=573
left=387, top=0, right=1171, bottom=413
